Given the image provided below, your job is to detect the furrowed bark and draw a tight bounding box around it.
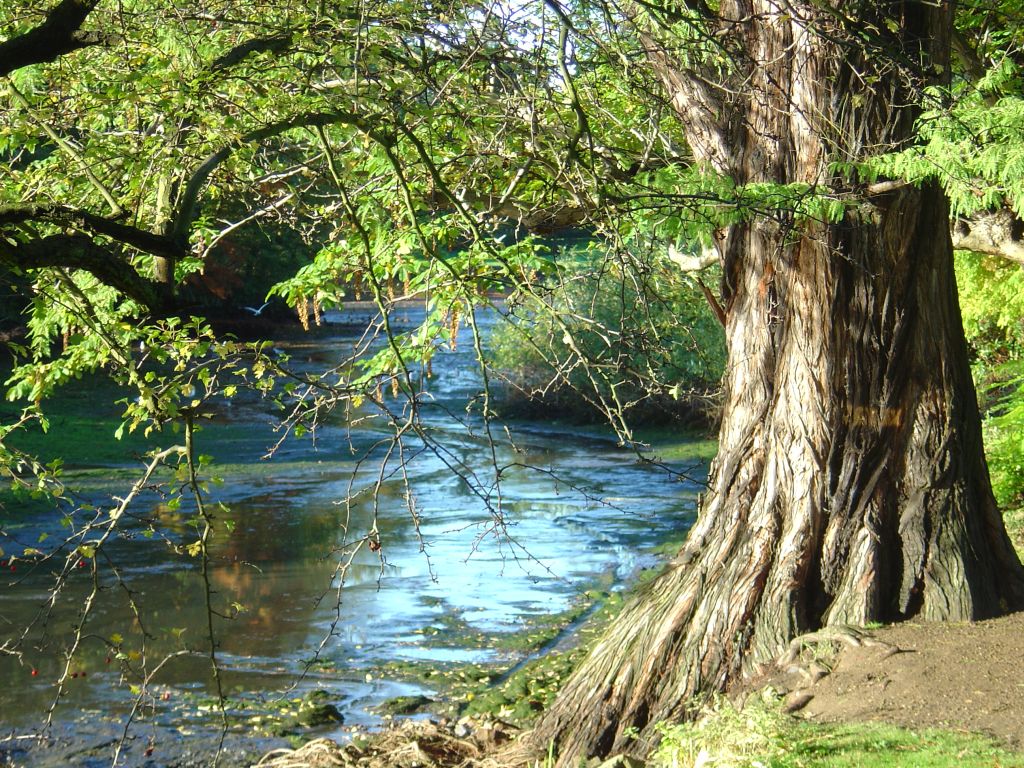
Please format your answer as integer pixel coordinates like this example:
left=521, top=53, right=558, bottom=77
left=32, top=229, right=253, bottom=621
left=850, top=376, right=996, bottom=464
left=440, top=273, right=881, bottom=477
left=527, top=3, right=1024, bottom=765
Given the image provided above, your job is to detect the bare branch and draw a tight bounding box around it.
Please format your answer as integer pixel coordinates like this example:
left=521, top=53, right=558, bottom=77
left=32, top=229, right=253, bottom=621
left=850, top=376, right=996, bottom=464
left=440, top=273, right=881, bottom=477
left=668, top=243, right=718, bottom=271
left=952, top=209, right=1024, bottom=266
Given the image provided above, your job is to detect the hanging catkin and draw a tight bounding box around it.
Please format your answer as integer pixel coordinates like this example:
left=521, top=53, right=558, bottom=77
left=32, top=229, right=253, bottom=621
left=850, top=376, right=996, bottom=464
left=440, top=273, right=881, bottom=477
left=449, top=302, right=461, bottom=351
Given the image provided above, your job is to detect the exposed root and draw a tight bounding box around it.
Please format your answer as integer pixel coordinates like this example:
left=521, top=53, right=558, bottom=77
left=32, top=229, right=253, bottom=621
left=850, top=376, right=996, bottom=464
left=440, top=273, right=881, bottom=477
left=781, top=690, right=814, bottom=714
left=777, top=625, right=897, bottom=668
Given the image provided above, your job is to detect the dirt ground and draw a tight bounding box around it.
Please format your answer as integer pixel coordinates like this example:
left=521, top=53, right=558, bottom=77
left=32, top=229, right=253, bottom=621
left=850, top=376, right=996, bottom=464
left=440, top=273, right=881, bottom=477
left=760, top=610, right=1024, bottom=748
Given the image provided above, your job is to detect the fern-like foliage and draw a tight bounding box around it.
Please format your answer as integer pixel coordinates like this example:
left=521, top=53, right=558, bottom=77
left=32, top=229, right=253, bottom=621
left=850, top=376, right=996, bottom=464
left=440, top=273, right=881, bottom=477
left=862, top=62, right=1024, bottom=217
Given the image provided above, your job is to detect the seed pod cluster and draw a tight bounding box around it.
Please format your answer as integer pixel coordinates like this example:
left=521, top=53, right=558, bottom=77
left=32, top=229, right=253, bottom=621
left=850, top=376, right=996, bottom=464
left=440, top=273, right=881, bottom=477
left=448, top=302, right=461, bottom=351
left=296, top=295, right=311, bottom=331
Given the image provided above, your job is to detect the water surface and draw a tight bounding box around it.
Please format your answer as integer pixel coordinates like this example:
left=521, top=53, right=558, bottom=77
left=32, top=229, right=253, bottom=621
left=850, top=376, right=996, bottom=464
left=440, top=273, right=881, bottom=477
left=0, top=306, right=706, bottom=766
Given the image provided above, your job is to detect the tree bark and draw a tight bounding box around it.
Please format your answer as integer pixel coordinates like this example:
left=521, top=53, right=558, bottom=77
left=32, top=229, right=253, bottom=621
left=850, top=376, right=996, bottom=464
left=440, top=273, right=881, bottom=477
left=527, top=3, right=1024, bottom=765
left=952, top=209, right=1024, bottom=266
left=0, top=0, right=111, bottom=78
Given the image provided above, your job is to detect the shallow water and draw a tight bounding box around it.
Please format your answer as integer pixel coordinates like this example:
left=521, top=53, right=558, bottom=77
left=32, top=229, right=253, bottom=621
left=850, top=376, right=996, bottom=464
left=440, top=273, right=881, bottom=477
left=0, top=306, right=706, bottom=766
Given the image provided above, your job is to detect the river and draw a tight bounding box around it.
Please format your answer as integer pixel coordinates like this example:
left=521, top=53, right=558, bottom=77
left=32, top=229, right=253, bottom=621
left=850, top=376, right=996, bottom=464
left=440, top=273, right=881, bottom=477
left=0, top=305, right=707, bottom=766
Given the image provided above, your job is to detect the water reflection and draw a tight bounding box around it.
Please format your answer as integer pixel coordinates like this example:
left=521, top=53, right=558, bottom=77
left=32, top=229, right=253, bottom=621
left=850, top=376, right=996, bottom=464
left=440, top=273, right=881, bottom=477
left=0, top=307, right=704, bottom=765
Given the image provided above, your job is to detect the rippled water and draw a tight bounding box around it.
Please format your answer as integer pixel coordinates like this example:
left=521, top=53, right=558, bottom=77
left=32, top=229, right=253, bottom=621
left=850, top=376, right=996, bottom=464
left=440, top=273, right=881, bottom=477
left=0, top=306, right=706, bottom=766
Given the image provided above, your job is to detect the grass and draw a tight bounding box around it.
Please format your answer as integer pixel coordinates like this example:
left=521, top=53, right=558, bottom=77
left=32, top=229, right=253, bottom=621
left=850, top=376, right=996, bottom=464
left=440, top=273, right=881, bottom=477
left=1, top=400, right=276, bottom=470
left=629, top=425, right=718, bottom=465
left=652, top=697, right=1024, bottom=768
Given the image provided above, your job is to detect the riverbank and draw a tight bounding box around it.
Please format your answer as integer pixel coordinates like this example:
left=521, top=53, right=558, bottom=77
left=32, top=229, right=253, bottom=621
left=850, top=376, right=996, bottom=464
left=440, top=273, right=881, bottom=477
left=236, top=520, right=1024, bottom=768
left=244, top=608, right=1024, bottom=768
left=7, top=298, right=1024, bottom=768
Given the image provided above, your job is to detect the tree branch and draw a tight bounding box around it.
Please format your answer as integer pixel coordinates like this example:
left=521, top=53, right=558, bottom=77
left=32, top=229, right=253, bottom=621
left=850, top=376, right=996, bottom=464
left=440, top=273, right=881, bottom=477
left=952, top=209, right=1024, bottom=266
left=0, top=235, right=164, bottom=310
left=631, top=0, right=717, bottom=24
left=640, top=31, right=733, bottom=173
left=668, top=243, right=718, bottom=271
left=171, top=110, right=389, bottom=245
left=0, top=0, right=113, bottom=78
left=546, top=1, right=591, bottom=168
left=209, top=33, right=293, bottom=72
left=0, top=204, right=181, bottom=260
left=7, top=81, right=123, bottom=216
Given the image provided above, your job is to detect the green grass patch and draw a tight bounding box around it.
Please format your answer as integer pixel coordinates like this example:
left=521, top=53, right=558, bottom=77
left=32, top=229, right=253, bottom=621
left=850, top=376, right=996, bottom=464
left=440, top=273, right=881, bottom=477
left=652, top=697, right=1024, bottom=768
left=4, top=410, right=152, bottom=467
left=627, top=425, right=718, bottom=465
left=2, top=406, right=278, bottom=470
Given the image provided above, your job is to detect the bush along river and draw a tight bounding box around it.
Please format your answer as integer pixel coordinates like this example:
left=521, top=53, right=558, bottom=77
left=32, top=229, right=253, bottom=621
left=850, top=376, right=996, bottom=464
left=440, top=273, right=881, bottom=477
left=0, top=305, right=712, bottom=767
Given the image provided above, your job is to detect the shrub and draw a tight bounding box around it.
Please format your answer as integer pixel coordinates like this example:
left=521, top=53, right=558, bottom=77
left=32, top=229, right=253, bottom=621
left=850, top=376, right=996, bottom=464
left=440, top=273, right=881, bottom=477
left=490, top=241, right=726, bottom=426
left=955, top=252, right=1024, bottom=515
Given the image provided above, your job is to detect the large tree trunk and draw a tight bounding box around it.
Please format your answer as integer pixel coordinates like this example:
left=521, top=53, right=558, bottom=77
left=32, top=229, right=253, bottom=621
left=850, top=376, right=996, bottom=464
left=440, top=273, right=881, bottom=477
left=528, top=3, right=1024, bottom=764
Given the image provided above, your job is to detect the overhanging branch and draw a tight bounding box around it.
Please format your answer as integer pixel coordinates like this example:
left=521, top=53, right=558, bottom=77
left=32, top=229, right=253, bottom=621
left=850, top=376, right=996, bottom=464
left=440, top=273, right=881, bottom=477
left=0, top=204, right=181, bottom=260
left=171, top=110, right=390, bottom=245
left=0, top=0, right=114, bottom=78
left=7, top=81, right=124, bottom=216
left=0, top=235, right=164, bottom=310
left=209, top=33, right=294, bottom=72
